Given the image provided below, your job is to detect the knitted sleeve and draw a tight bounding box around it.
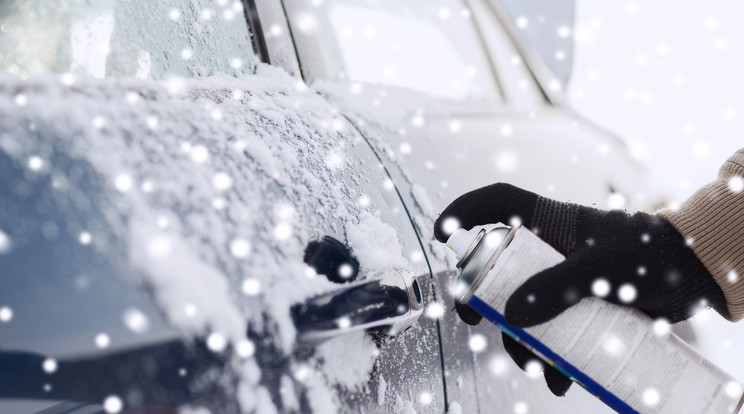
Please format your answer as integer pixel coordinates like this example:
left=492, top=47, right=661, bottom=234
left=657, top=148, right=744, bottom=321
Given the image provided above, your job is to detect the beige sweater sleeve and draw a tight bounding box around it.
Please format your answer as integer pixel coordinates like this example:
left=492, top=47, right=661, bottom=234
left=658, top=148, right=744, bottom=321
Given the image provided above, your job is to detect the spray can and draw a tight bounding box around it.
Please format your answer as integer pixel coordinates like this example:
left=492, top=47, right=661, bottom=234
left=447, top=224, right=744, bottom=414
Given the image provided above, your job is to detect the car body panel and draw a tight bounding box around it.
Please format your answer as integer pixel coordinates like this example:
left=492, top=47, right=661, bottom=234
left=0, top=66, right=442, bottom=412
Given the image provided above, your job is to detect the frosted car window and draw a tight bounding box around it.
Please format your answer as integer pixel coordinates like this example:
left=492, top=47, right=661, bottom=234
left=303, top=0, right=501, bottom=102
left=0, top=0, right=256, bottom=80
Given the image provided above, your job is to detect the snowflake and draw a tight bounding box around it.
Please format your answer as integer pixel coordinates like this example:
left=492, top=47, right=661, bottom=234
left=15, top=94, right=27, bottom=106
left=488, top=354, right=510, bottom=377
left=93, top=116, right=105, bottom=129
left=236, top=339, right=255, bottom=358
left=495, top=151, right=518, bottom=172
left=157, top=217, right=169, bottom=229
left=95, top=333, right=110, bottom=349
left=602, top=335, right=625, bottom=356
left=728, top=270, right=739, bottom=283
left=0, top=306, right=12, bottom=322
left=524, top=360, right=542, bottom=378
left=515, top=16, right=528, bottom=29
left=607, top=193, right=626, bottom=210
left=468, top=333, right=487, bottom=353
left=42, top=358, right=57, bottom=373
left=207, top=332, right=227, bottom=352
left=557, top=25, right=571, bottom=38
left=514, top=401, right=529, bottom=414
left=123, top=308, right=150, bottom=334
left=728, top=176, right=744, bottom=193
left=114, top=174, right=133, bottom=192
left=592, top=278, right=610, bottom=297
left=411, top=115, right=425, bottom=128
left=336, top=316, right=351, bottom=329
left=180, top=48, right=193, bottom=60
left=652, top=319, right=670, bottom=336
left=295, top=13, right=317, bottom=33
left=28, top=156, right=43, bottom=171
left=725, top=381, right=743, bottom=398
left=419, top=391, right=433, bottom=405
left=241, top=278, right=261, bottom=296
left=500, top=124, right=513, bottom=136
left=60, top=73, right=75, bottom=86
left=338, top=263, right=354, bottom=279
left=147, top=237, right=171, bottom=258
left=274, top=223, right=292, bottom=240
left=103, top=396, right=123, bottom=413
left=399, top=142, right=412, bottom=154
left=618, top=284, right=637, bottom=303
left=642, top=389, right=660, bottom=406
left=168, top=9, right=181, bottom=20
left=448, top=120, right=462, bottom=133
left=78, top=231, right=92, bottom=245
left=212, top=172, right=233, bottom=190
left=230, top=239, right=250, bottom=258
left=212, top=198, right=226, bottom=210
left=382, top=178, right=395, bottom=191
left=184, top=304, right=198, bottom=317
left=141, top=181, right=154, bottom=193
left=425, top=303, right=445, bottom=319
left=440, top=217, right=460, bottom=236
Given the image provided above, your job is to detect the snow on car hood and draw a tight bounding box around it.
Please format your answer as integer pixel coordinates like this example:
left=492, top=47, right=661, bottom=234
left=0, top=65, right=412, bottom=412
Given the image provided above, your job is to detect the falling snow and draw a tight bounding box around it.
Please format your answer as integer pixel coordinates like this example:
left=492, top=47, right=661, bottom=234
left=591, top=278, right=610, bottom=297
left=114, top=174, right=133, bottom=192
left=123, top=308, right=150, bottom=334
left=241, top=278, right=261, bottom=296
left=0, top=307, right=12, bottom=322
left=103, top=395, right=123, bottom=413
left=468, top=333, right=487, bottom=353
left=618, top=284, right=637, bottom=303
left=207, top=332, right=227, bottom=352
left=641, top=388, right=660, bottom=407
left=95, top=333, right=111, bottom=349
left=0, top=230, right=11, bottom=253
left=42, top=358, right=57, bottom=374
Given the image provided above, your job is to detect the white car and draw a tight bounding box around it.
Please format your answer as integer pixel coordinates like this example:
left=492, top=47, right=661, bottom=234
left=0, top=0, right=654, bottom=413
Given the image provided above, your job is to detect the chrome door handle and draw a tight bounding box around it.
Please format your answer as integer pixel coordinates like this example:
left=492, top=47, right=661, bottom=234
left=292, top=270, right=425, bottom=343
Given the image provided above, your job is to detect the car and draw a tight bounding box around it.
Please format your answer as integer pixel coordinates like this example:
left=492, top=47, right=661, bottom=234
left=0, top=0, right=655, bottom=413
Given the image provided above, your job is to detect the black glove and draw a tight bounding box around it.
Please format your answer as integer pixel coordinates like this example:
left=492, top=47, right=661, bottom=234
left=434, top=183, right=726, bottom=396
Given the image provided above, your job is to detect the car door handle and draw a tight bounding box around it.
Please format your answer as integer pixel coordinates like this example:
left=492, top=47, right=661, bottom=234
left=291, top=269, right=425, bottom=343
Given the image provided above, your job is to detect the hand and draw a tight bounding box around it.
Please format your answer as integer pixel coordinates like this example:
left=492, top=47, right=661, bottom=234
left=435, top=183, right=726, bottom=395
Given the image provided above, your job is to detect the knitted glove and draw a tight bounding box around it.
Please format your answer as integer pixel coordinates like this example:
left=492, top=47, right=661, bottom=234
left=434, top=183, right=726, bottom=396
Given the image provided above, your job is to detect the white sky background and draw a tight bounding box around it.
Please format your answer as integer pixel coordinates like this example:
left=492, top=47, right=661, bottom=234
left=569, top=0, right=744, bottom=380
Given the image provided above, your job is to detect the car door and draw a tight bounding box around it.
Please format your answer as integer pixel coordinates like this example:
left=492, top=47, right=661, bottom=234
left=269, top=0, right=658, bottom=413
left=0, top=1, right=442, bottom=413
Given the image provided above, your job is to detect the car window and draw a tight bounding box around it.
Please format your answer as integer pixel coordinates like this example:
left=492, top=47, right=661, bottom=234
left=468, top=0, right=546, bottom=108
left=0, top=0, right=256, bottom=80
left=293, top=0, right=502, bottom=103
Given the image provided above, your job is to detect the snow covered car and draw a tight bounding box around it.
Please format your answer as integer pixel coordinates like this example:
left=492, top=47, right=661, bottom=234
left=0, top=0, right=653, bottom=413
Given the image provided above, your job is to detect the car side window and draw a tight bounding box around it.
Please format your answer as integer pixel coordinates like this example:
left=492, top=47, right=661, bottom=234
left=0, top=0, right=256, bottom=79
left=293, top=0, right=502, bottom=104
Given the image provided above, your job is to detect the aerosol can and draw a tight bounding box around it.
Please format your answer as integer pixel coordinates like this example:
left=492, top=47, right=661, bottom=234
left=447, top=224, right=744, bottom=414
